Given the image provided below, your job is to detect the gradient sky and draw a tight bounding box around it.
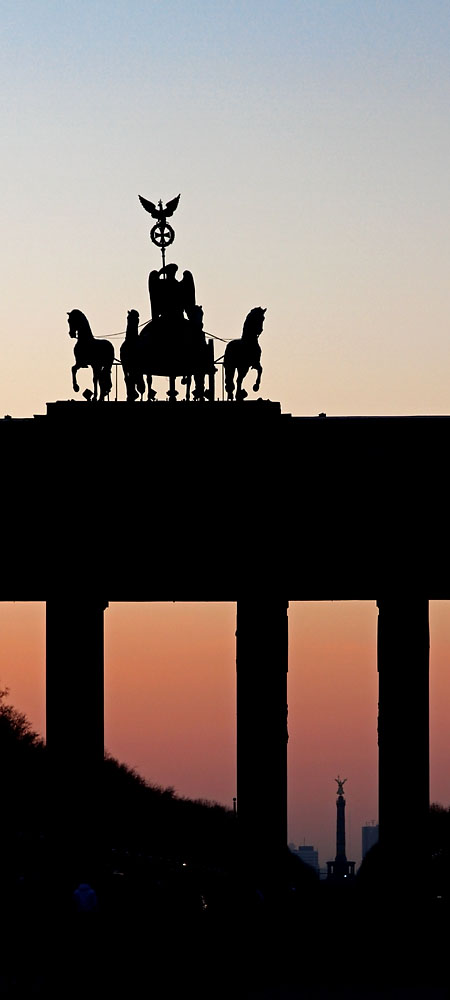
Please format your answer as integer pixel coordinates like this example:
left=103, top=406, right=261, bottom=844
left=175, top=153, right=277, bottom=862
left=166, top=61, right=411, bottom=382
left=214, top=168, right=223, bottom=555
left=2, top=1, right=450, bottom=866
left=2, top=0, right=450, bottom=416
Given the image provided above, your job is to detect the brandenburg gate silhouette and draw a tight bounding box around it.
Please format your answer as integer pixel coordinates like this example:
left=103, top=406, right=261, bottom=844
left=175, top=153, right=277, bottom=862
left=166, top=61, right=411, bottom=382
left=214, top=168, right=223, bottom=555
left=1, top=401, right=441, bottom=883
left=2, top=193, right=443, bottom=885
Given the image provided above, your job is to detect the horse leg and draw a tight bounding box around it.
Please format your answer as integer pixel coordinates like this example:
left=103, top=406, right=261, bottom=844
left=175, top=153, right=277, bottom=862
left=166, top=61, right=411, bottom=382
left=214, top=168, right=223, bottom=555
left=71, top=363, right=80, bottom=393
left=224, top=363, right=235, bottom=401
left=236, top=367, right=248, bottom=402
left=124, top=368, right=139, bottom=402
left=124, top=368, right=132, bottom=401
left=253, top=364, right=262, bottom=393
left=99, top=365, right=112, bottom=402
left=92, top=366, right=99, bottom=401
left=135, top=371, right=146, bottom=399
left=147, top=374, right=156, bottom=401
left=193, top=373, right=205, bottom=401
left=181, top=374, right=190, bottom=400
left=167, top=375, right=178, bottom=401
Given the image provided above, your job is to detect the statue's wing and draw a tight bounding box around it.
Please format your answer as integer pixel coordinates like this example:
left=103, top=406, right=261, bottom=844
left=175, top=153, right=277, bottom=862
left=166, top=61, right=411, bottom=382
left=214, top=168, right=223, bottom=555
left=181, top=270, right=196, bottom=320
left=164, top=194, right=181, bottom=218
left=148, top=270, right=162, bottom=320
left=138, top=195, right=160, bottom=219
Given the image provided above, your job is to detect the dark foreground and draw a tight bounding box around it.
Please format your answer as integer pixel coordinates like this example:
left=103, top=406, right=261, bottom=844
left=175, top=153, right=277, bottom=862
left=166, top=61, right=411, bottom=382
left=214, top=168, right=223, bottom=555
left=1, top=869, right=448, bottom=998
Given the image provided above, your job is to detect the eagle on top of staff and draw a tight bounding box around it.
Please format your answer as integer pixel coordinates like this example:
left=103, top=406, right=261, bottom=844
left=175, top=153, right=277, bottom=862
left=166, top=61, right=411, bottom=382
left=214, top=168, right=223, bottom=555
left=138, top=193, right=181, bottom=222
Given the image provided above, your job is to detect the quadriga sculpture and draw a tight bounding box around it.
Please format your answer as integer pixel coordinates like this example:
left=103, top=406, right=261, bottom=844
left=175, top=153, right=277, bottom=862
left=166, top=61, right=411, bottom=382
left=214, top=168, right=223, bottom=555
left=67, top=309, right=114, bottom=402
left=223, top=307, right=266, bottom=401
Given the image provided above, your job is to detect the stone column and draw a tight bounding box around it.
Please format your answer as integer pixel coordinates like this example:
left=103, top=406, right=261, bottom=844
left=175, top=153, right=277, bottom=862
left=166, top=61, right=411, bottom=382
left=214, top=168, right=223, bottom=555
left=46, top=597, right=108, bottom=865
left=377, top=598, right=429, bottom=888
left=236, top=597, right=288, bottom=874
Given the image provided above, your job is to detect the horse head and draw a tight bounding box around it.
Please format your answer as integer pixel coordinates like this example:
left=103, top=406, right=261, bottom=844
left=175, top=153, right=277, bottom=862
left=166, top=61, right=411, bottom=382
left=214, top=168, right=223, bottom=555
left=242, top=307, right=266, bottom=341
left=67, top=309, right=86, bottom=339
left=127, top=309, right=140, bottom=326
left=126, top=309, right=140, bottom=338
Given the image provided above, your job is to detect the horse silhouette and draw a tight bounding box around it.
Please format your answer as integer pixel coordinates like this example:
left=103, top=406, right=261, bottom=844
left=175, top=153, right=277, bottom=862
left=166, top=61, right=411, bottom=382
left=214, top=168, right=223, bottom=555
left=181, top=305, right=215, bottom=401
left=224, top=307, right=266, bottom=401
left=119, top=309, right=152, bottom=401
left=67, top=309, right=114, bottom=402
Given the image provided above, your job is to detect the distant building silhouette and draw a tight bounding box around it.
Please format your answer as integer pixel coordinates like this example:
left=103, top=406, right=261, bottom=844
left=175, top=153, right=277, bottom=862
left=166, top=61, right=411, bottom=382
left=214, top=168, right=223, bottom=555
left=362, top=823, right=379, bottom=859
left=292, top=844, right=320, bottom=874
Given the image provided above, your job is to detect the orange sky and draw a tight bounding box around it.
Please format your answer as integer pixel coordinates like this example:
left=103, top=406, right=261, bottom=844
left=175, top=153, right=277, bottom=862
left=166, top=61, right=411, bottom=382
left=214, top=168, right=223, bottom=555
left=1, top=599, right=449, bottom=867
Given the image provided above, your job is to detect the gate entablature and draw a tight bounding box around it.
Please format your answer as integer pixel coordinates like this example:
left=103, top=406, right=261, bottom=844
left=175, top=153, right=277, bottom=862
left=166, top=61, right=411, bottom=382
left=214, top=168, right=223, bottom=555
left=1, top=407, right=450, bottom=598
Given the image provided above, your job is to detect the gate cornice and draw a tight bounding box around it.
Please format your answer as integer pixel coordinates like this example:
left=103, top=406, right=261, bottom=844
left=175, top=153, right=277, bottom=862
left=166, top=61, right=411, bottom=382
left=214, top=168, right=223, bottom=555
left=1, top=402, right=449, bottom=599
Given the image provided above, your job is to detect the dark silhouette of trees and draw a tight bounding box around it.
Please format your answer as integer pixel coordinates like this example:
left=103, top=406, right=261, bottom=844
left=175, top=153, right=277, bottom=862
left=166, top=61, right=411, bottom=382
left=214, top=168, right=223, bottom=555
left=0, top=689, right=236, bottom=881
left=102, top=749, right=237, bottom=866
left=0, top=687, right=46, bottom=834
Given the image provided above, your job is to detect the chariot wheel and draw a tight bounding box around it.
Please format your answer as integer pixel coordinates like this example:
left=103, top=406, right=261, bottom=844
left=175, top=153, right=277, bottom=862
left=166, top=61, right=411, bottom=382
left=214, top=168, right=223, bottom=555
left=150, top=222, right=175, bottom=248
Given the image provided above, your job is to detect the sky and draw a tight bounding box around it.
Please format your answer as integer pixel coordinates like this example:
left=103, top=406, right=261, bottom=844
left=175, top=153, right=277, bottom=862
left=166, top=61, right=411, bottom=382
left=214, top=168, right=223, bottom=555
left=2, top=0, right=450, bottom=416
left=2, top=598, right=450, bottom=868
left=2, top=0, right=450, bottom=866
